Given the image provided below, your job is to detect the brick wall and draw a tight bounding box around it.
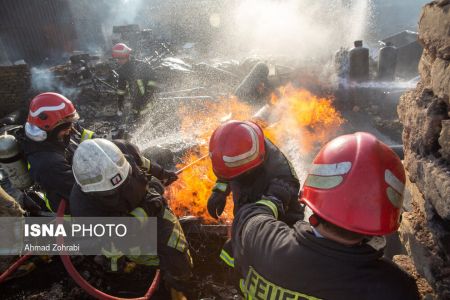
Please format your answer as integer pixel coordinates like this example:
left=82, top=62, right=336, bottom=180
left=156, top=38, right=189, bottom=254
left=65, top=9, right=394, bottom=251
left=0, top=64, right=30, bottom=117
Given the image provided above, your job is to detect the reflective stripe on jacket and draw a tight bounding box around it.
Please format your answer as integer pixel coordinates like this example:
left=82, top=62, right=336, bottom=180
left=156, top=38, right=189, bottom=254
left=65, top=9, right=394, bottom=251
left=102, top=206, right=190, bottom=271
left=163, top=208, right=188, bottom=253
left=232, top=202, right=421, bottom=300
left=80, top=129, right=94, bottom=142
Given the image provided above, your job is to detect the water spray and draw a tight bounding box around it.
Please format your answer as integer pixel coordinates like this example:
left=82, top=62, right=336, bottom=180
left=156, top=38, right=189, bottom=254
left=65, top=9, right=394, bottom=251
left=175, top=154, right=209, bottom=175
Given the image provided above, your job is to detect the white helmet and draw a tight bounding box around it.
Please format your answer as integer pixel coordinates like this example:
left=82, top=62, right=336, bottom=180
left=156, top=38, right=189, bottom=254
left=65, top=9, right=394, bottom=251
left=73, top=139, right=131, bottom=193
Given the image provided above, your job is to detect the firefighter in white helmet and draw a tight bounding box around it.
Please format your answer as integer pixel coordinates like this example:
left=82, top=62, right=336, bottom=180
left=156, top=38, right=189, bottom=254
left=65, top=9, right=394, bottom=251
left=69, top=138, right=190, bottom=299
left=112, top=43, right=158, bottom=116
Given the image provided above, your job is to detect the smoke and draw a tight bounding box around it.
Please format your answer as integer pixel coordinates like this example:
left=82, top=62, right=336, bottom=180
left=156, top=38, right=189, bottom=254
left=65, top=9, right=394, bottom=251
left=30, top=68, right=80, bottom=100
left=109, top=0, right=144, bottom=25
left=67, top=0, right=145, bottom=53
left=217, top=0, right=373, bottom=60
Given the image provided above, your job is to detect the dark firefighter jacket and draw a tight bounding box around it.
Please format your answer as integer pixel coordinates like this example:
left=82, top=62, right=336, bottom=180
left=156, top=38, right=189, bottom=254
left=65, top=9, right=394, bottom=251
left=69, top=140, right=193, bottom=290
left=232, top=203, right=421, bottom=300
left=116, top=59, right=157, bottom=109
left=224, top=138, right=301, bottom=217
left=217, top=138, right=302, bottom=268
left=22, top=123, right=94, bottom=212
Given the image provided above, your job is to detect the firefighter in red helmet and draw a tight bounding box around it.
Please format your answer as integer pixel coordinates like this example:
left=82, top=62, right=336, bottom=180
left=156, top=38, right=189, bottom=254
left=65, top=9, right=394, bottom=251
left=208, top=120, right=303, bottom=269
left=231, top=132, right=420, bottom=299
left=22, top=92, right=95, bottom=212
left=208, top=120, right=302, bottom=220
left=112, top=43, right=157, bottom=116
left=112, top=43, right=132, bottom=61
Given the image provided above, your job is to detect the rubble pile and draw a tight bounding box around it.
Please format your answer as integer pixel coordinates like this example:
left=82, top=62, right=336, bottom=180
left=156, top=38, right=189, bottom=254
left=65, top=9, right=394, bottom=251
left=397, top=0, right=450, bottom=298
left=50, top=55, right=107, bottom=85
left=338, top=86, right=406, bottom=143
left=46, top=54, right=116, bottom=98
left=112, top=24, right=174, bottom=59
left=0, top=64, right=30, bottom=116
left=72, top=56, right=287, bottom=143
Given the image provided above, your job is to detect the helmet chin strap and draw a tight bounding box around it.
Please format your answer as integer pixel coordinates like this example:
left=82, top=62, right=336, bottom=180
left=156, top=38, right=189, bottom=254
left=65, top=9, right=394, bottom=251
left=25, top=122, right=47, bottom=142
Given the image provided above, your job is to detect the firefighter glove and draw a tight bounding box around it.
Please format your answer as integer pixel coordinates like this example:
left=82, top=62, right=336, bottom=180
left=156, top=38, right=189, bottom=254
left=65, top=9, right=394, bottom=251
left=147, top=177, right=165, bottom=195
left=283, top=191, right=305, bottom=225
left=207, top=181, right=230, bottom=219
left=162, top=170, right=178, bottom=186
left=265, top=178, right=296, bottom=212
left=142, top=189, right=166, bottom=216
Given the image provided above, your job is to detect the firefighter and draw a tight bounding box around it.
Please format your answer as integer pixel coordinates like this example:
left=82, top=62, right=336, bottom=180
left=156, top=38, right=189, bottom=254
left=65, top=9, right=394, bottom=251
left=112, top=43, right=157, bottom=116
left=232, top=132, right=420, bottom=300
left=207, top=120, right=303, bottom=269
left=22, top=92, right=95, bottom=213
left=69, top=139, right=190, bottom=299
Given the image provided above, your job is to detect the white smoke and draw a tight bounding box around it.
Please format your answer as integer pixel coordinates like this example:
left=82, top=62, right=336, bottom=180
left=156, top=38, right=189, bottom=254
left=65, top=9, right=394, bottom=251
left=109, top=0, right=144, bottom=26
left=67, top=0, right=145, bottom=53
left=217, top=0, right=373, bottom=60
left=30, top=68, right=80, bottom=100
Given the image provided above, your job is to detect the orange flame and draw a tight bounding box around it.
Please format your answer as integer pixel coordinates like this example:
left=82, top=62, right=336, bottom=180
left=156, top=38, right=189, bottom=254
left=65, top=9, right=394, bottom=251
left=167, top=85, right=345, bottom=223
left=264, top=84, right=345, bottom=153
left=166, top=97, right=252, bottom=223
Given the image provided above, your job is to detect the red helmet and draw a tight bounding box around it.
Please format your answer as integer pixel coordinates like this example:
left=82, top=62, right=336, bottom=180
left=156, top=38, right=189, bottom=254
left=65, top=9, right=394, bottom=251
left=301, top=132, right=405, bottom=236
left=112, top=43, right=132, bottom=58
left=209, top=120, right=265, bottom=180
left=27, top=92, right=78, bottom=131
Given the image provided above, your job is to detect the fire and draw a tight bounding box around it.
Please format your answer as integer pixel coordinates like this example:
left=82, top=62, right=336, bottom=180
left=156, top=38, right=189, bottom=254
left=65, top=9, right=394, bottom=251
left=166, top=85, right=345, bottom=223
left=166, top=149, right=230, bottom=224
left=263, top=84, right=345, bottom=153
left=166, top=97, right=252, bottom=223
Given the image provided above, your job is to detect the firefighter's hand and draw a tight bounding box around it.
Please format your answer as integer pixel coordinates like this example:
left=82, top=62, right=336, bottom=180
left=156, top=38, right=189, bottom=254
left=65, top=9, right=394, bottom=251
left=162, top=170, right=178, bottom=186
left=142, top=192, right=166, bottom=216
left=148, top=177, right=165, bottom=195
left=207, top=192, right=227, bottom=219
left=283, top=199, right=306, bottom=225
left=207, top=182, right=229, bottom=219
left=265, top=178, right=297, bottom=212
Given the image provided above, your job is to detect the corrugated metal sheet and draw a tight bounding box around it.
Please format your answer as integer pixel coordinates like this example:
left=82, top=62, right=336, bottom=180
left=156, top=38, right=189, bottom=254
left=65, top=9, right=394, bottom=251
left=0, top=0, right=76, bottom=65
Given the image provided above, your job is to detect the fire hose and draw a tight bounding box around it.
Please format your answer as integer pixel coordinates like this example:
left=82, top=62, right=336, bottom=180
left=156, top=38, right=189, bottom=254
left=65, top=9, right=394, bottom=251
left=0, top=185, right=31, bottom=284
left=0, top=196, right=160, bottom=299
left=55, top=199, right=161, bottom=300
left=175, top=154, right=209, bottom=175
left=0, top=253, right=32, bottom=284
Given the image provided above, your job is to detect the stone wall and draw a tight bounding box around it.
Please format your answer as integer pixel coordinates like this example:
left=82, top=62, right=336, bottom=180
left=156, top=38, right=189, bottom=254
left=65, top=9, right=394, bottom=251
left=397, top=0, right=450, bottom=298
left=0, top=64, right=30, bottom=117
